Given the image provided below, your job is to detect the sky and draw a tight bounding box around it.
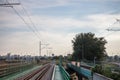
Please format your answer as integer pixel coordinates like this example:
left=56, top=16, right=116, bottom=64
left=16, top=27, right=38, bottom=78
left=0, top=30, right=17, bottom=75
left=0, top=0, right=120, bottom=56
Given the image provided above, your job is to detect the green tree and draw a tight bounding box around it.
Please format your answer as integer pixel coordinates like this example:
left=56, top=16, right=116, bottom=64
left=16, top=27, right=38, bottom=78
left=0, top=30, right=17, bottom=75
left=72, top=32, right=107, bottom=61
left=114, top=55, right=119, bottom=61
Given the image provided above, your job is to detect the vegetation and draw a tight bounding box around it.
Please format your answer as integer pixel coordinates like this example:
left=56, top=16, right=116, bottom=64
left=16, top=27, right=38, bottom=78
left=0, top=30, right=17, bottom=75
left=92, top=65, right=120, bottom=80
left=72, top=32, right=107, bottom=61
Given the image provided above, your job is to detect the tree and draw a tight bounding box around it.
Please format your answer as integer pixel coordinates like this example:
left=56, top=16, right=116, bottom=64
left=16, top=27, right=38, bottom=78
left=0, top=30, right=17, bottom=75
left=72, top=32, right=107, bottom=61
left=114, top=55, right=119, bottom=62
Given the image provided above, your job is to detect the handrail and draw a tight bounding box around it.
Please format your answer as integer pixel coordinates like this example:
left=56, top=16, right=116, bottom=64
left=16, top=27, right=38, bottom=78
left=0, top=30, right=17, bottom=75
left=59, top=65, right=70, bottom=80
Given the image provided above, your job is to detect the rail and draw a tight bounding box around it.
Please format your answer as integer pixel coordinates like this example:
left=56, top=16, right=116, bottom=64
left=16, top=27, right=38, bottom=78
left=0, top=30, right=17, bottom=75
left=0, top=63, right=33, bottom=78
left=15, top=63, right=54, bottom=80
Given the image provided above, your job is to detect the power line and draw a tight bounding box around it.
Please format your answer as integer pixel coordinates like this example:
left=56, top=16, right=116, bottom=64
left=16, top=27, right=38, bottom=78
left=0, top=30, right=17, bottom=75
left=106, top=19, right=120, bottom=31
left=103, top=19, right=120, bottom=37
left=12, top=7, right=41, bottom=39
left=1, top=0, right=51, bottom=57
left=103, top=31, right=116, bottom=38
left=18, top=0, right=49, bottom=57
left=97, top=19, right=120, bottom=38
left=18, top=0, right=41, bottom=38
left=1, top=0, right=41, bottom=39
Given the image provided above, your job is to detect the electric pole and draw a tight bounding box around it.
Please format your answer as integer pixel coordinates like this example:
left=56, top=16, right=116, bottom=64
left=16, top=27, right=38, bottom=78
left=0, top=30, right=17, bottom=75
left=82, top=44, right=84, bottom=60
left=0, top=1, right=20, bottom=7
left=46, top=47, right=52, bottom=57
left=39, top=41, right=41, bottom=57
left=39, top=41, right=49, bottom=57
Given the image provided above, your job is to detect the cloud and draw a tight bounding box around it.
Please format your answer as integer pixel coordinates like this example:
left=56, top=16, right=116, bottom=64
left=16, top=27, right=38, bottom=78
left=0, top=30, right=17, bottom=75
left=20, top=0, right=72, bottom=10
left=0, top=31, right=39, bottom=55
left=0, top=0, right=120, bottom=56
left=26, top=13, right=120, bottom=34
left=0, top=30, right=75, bottom=56
left=38, top=31, right=74, bottom=56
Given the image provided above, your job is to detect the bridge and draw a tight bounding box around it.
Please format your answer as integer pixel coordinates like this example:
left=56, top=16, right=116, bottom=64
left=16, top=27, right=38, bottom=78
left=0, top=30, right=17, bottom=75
left=0, top=61, right=114, bottom=80
left=0, top=62, right=70, bottom=80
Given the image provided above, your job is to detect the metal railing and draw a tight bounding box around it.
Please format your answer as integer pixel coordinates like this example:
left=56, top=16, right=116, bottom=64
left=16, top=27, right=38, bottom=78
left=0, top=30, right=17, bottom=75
left=59, top=65, right=70, bottom=80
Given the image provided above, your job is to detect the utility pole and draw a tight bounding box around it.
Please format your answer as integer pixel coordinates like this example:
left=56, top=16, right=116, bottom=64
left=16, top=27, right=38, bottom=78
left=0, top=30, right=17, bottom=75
left=0, top=1, right=20, bottom=7
left=82, top=44, right=84, bottom=60
left=46, top=47, right=52, bottom=57
left=0, top=3, right=20, bottom=6
left=82, top=35, right=84, bottom=61
left=39, top=41, right=49, bottom=57
left=39, top=41, right=41, bottom=57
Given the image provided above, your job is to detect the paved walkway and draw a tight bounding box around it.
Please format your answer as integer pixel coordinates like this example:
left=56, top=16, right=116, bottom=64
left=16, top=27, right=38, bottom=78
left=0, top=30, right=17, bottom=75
left=54, top=65, right=64, bottom=80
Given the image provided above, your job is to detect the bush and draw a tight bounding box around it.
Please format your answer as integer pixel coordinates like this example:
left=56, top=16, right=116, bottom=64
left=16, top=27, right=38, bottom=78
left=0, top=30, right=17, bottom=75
left=111, top=73, right=120, bottom=80
left=92, top=65, right=120, bottom=80
left=92, top=65, right=103, bottom=74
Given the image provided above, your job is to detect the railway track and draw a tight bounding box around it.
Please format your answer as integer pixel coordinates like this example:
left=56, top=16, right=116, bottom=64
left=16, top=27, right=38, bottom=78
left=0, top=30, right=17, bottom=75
left=0, top=63, right=33, bottom=78
left=15, top=63, right=54, bottom=80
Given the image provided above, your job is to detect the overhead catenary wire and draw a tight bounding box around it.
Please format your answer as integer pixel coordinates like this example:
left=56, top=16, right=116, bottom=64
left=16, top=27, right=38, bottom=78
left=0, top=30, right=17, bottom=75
left=104, top=19, right=120, bottom=37
left=17, top=0, right=50, bottom=56
left=104, top=19, right=120, bottom=56
left=2, top=0, right=50, bottom=56
left=18, top=0, right=41, bottom=38
left=3, top=0, right=41, bottom=40
left=97, top=19, right=119, bottom=38
left=106, top=19, right=120, bottom=31
left=12, top=7, right=41, bottom=39
left=103, top=31, right=116, bottom=38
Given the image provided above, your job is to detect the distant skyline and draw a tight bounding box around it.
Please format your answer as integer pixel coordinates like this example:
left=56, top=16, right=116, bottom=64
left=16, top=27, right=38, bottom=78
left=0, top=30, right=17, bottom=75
left=0, top=0, right=120, bottom=56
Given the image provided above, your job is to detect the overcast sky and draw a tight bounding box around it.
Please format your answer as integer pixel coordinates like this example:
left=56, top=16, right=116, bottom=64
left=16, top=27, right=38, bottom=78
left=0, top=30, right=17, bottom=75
left=0, top=0, right=120, bottom=56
